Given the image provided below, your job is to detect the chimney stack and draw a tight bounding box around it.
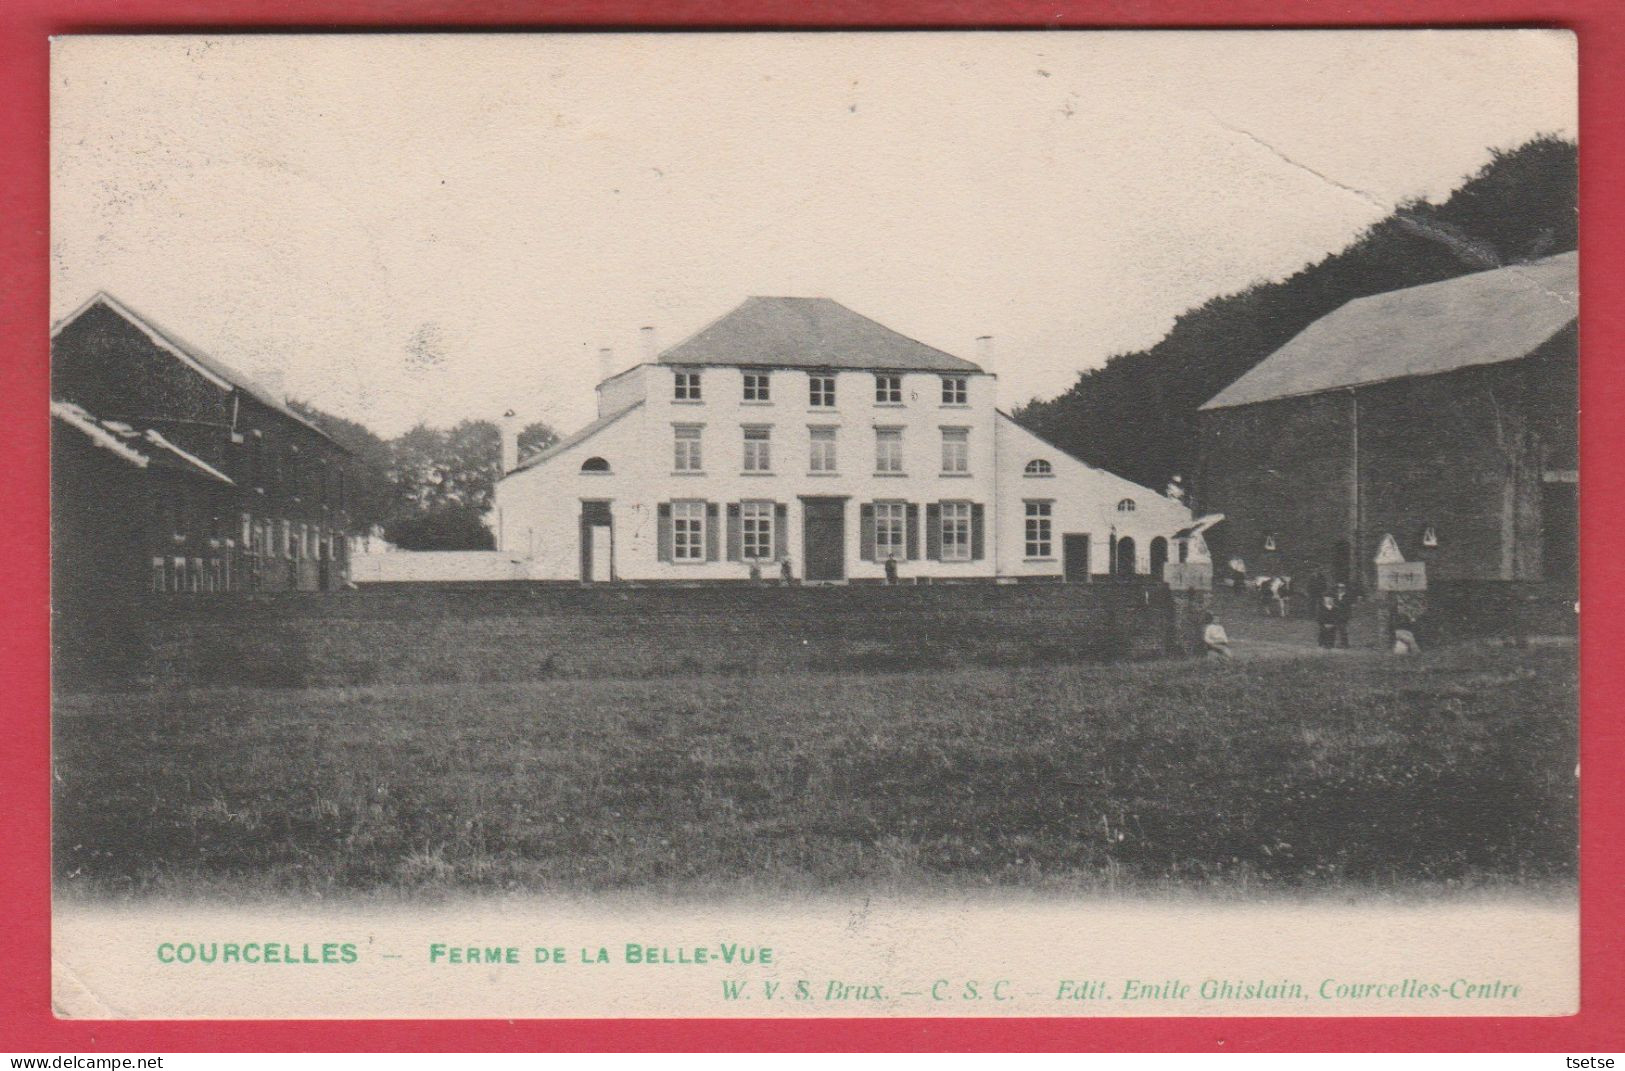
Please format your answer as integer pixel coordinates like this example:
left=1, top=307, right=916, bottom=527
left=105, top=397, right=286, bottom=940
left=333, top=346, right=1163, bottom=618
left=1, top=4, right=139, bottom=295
left=975, top=335, right=994, bottom=368
left=640, top=326, right=659, bottom=363
left=499, top=408, right=520, bottom=474
left=598, top=347, right=617, bottom=384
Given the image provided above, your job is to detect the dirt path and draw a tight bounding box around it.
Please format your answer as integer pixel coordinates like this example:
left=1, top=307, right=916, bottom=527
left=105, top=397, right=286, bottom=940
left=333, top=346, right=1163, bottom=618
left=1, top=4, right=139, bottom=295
left=1208, top=587, right=1382, bottom=660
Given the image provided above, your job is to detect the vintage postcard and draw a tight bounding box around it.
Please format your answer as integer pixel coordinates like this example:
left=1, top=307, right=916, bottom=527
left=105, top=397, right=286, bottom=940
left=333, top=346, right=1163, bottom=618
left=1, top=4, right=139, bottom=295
left=48, top=29, right=1579, bottom=1019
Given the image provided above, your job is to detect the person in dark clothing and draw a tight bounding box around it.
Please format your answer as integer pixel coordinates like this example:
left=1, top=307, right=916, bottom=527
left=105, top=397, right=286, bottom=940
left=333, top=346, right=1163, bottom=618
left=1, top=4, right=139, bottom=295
left=1332, top=582, right=1355, bottom=648
left=1315, top=594, right=1339, bottom=649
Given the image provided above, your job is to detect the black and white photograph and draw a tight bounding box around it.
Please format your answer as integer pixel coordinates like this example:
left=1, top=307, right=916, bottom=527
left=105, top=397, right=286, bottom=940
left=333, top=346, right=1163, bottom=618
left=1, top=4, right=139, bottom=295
left=48, top=30, right=1579, bottom=1018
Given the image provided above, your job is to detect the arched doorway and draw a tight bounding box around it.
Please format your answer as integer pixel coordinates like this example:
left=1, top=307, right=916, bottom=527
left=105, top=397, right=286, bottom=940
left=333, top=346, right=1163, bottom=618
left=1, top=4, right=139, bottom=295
left=1115, top=536, right=1137, bottom=577
left=1149, top=536, right=1169, bottom=577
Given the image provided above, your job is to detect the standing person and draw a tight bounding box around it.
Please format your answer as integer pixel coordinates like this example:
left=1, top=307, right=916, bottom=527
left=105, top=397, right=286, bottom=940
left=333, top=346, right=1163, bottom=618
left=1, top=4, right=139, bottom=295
left=1316, top=593, right=1339, bottom=649
left=1269, top=576, right=1290, bottom=618
left=1228, top=557, right=1248, bottom=590
left=1391, top=610, right=1422, bottom=655
left=1202, top=612, right=1232, bottom=659
left=1332, top=582, right=1355, bottom=649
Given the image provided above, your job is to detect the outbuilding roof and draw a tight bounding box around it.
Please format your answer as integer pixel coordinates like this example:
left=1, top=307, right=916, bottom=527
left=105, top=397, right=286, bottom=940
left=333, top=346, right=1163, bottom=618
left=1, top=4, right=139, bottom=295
left=52, top=292, right=343, bottom=448
left=1199, top=252, right=1578, bottom=411
left=52, top=400, right=235, bottom=484
left=658, top=297, right=983, bottom=374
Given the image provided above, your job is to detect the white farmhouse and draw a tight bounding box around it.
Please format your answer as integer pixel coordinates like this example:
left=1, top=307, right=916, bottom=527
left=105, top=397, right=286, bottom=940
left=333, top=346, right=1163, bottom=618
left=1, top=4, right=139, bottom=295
left=493, top=298, right=1189, bottom=583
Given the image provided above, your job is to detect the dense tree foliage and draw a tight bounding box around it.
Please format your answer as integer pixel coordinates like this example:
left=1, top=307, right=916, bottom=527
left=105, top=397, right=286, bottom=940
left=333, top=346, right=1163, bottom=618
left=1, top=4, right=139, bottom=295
left=1010, top=136, right=1577, bottom=497
left=290, top=400, right=557, bottom=550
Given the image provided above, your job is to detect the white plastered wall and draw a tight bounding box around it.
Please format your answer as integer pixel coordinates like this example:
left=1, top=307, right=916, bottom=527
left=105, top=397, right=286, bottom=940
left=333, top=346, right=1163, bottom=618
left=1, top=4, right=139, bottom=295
left=993, top=413, right=1191, bottom=578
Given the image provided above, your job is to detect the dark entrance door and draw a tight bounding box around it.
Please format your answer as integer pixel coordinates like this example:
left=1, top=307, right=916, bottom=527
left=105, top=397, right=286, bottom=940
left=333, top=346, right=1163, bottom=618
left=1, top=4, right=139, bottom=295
left=1149, top=536, right=1169, bottom=578
left=1542, top=481, right=1578, bottom=582
left=1062, top=533, right=1091, bottom=582
left=579, top=500, right=613, bottom=582
left=1114, top=536, right=1137, bottom=577
left=801, top=497, right=846, bottom=581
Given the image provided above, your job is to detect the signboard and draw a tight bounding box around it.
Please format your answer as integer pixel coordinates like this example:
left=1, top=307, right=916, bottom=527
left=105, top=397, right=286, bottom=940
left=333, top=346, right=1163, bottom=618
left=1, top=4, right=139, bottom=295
left=1163, top=561, right=1213, bottom=591
left=1376, top=561, right=1428, bottom=591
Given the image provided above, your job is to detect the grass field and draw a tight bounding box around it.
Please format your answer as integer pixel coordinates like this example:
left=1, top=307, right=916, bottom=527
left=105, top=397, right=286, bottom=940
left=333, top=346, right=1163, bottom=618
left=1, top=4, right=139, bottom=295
left=53, top=644, right=1577, bottom=899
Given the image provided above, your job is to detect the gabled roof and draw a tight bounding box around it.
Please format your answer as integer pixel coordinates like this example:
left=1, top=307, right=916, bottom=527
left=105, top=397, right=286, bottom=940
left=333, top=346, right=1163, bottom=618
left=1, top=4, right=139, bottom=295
left=52, top=400, right=235, bottom=485
left=52, top=292, right=341, bottom=447
left=506, top=399, right=644, bottom=476
left=995, top=409, right=1189, bottom=514
left=1200, top=252, right=1578, bottom=411
left=658, top=297, right=982, bottom=374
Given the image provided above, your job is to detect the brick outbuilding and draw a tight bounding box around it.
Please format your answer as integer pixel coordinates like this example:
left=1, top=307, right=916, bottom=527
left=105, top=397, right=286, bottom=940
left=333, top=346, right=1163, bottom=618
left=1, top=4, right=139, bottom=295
left=1195, top=252, right=1577, bottom=587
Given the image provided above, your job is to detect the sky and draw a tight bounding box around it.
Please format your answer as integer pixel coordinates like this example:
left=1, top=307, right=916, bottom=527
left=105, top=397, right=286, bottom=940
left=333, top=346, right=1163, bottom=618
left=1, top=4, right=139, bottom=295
left=51, top=31, right=1577, bottom=439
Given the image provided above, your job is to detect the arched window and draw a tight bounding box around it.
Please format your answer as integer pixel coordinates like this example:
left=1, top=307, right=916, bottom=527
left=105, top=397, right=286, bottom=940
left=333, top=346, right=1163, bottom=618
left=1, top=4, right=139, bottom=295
left=1116, top=498, right=1136, bottom=513
left=580, top=456, right=611, bottom=473
left=1024, top=459, right=1052, bottom=476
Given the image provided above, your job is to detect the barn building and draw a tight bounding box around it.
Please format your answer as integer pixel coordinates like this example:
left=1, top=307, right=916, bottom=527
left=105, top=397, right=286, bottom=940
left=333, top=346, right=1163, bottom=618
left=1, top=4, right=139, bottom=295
left=1195, top=252, right=1578, bottom=588
left=51, top=293, right=357, bottom=599
left=492, top=297, right=1189, bottom=583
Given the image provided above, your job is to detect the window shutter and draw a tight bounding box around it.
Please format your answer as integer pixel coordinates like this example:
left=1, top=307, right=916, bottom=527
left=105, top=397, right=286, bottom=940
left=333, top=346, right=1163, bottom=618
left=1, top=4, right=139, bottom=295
left=774, top=503, right=788, bottom=560
left=906, top=503, right=920, bottom=561
left=971, top=503, right=985, bottom=561
left=726, top=503, right=742, bottom=562
left=859, top=503, right=875, bottom=562
left=925, top=503, right=941, bottom=561
left=657, top=503, right=672, bottom=563
left=705, top=502, right=720, bottom=561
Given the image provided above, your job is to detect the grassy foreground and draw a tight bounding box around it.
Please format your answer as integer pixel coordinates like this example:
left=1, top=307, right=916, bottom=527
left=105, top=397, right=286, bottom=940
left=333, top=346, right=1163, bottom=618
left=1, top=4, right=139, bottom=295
left=54, top=645, right=1577, bottom=898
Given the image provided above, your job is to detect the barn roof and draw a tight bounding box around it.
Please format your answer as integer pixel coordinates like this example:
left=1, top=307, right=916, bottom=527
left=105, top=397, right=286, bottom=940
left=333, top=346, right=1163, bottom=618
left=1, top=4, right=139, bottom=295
left=658, top=297, right=982, bottom=373
left=52, top=400, right=235, bottom=484
left=52, top=292, right=343, bottom=448
left=1199, top=252, right=1578, bottom=411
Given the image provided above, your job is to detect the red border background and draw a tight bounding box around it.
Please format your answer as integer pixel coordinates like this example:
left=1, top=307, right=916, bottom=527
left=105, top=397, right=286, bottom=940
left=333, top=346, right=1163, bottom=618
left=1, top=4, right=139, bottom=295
left=2, top=1, right=1620, bottom=1053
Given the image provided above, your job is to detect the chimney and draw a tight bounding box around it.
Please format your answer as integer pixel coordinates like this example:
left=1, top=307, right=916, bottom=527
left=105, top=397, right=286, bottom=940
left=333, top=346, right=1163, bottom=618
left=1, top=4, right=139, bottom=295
left=598, top=347, right=617, bottom=384
left=640, top=326, right=659, bottom=363
left=499, top=408, right=520, bottom=474
left=975, top=335, right=994, bottom=368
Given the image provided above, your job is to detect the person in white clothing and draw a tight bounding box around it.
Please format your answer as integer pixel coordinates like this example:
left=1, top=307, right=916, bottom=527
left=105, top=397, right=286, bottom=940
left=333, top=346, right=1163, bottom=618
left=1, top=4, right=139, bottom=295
left=1203, top=612, right=1232, bottom=659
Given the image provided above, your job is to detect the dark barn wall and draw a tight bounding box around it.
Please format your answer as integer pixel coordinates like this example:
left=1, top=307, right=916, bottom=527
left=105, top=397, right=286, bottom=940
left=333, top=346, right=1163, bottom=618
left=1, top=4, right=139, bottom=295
left=1197, top=343, right=1576, bottom=585
left=1195, top=391, right=1355, bottom=582
left=52, top=303, right=233, bottom=459
left=52, top=301, right=359, bottom=593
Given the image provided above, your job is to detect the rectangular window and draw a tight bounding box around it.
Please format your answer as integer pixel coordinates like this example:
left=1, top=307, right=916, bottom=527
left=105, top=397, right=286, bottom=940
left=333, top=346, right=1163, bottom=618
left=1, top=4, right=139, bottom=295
left=1025, top=500, right=1053, bottom=558
left=674, top=425, right=703, bottom=472
left=875, top=428, right=904, bottom=473
left=875, top=373, right=902, bottom=404
left=672, top=500, right=706, bottom=561
left=941, top=501, right=972, bottom=561
left=674, top=371, right=702, bottom=401
left=941, top=427, right=969, bottom=473
left=743, top=426, right=772, bottom=472
left=741, top=500, right=775, bottom=561
left=809, top=426, right=837, bottom=472
left=743, top=373, right=771, bottom=402
left=942, top=376, right=968, bottom=405
left=808, top=374, right=835, bottom=408
left=874, top=501, right=907, bottom=561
